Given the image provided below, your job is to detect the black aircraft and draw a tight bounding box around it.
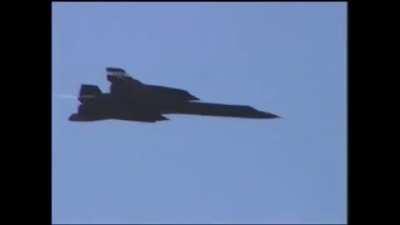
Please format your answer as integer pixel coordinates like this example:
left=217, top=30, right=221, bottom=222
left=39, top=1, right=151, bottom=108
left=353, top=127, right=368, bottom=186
left=69, top=67, right=280, bottom=122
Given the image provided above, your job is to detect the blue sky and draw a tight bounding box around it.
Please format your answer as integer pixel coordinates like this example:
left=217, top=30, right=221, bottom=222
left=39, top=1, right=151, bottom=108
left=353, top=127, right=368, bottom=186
left=52, top=2, right=347, bottom=224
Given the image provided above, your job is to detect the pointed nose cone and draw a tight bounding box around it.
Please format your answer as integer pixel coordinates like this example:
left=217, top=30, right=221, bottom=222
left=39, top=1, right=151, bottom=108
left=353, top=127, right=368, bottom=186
left=269, top=113, right=281, bottom=119
left=258, top=111, right=281, bottom=119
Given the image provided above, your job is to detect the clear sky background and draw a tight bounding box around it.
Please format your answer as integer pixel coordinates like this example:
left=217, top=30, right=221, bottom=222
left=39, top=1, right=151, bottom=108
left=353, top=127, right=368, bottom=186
left=52, top=2, right=347, bottom=224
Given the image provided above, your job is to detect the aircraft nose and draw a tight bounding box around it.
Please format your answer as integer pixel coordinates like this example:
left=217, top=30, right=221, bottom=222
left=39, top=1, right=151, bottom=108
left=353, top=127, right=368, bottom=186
left=259, top=111, right=281, bottom=119
left=270, top=113, right=281, bottom=118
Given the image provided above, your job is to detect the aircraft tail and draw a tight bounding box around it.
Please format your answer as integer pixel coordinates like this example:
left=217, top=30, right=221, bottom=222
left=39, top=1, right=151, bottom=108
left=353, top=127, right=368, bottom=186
left=80, top=84, right=102, bottom=96
left=78, top=84, right=102, bottom=103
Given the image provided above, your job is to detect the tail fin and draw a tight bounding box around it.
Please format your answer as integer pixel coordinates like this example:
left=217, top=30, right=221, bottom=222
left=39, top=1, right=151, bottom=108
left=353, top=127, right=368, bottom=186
left=78, top=84, right=102, bottom=103
left=79, top=84, right=102, bottom=96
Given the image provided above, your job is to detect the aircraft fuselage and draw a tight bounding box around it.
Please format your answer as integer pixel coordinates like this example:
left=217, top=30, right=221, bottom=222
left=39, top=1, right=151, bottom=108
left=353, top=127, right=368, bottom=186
left=68, top=67, right=280, bottom=123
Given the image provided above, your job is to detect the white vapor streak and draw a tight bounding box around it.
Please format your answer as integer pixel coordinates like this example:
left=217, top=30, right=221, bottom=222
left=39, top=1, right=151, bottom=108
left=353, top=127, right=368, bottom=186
left=54, top=94, right=77, bottom=100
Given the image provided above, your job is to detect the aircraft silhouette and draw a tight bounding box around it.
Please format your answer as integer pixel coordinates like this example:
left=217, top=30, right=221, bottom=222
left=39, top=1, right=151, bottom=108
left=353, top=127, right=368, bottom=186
left=69, top=67, right=280, bottom=122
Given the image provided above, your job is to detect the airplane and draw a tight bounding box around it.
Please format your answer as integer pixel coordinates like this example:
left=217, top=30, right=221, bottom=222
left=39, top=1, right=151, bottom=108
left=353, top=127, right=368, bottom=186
left=69, top=67, right=280, bottom=123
